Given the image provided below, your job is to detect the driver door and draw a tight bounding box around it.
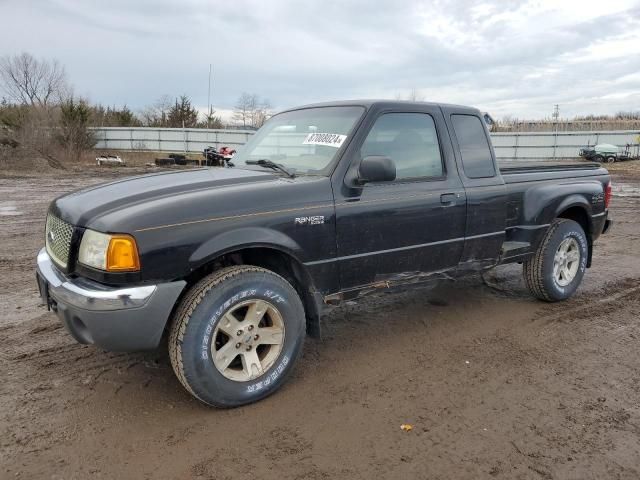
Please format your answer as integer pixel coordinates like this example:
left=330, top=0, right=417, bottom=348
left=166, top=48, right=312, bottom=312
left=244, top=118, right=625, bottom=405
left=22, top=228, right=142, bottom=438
left=334, top=108, right=467, bottom=290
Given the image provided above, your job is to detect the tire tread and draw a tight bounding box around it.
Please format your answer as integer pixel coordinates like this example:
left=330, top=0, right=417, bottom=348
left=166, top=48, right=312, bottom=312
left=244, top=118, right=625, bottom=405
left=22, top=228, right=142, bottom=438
left=168, top=265, right=288, bottom=406
left=523, top=219, right=571, bottom=302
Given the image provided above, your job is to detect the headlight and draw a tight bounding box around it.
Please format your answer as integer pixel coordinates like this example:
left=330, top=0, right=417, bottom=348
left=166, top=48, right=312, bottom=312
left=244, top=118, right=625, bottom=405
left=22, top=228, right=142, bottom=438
left=78, top=229, right=140, bottom=272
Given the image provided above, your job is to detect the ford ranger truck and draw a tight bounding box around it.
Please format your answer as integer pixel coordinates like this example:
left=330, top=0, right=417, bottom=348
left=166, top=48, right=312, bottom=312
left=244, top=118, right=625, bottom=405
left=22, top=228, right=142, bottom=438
left=36, top=101, right=612, bottom=407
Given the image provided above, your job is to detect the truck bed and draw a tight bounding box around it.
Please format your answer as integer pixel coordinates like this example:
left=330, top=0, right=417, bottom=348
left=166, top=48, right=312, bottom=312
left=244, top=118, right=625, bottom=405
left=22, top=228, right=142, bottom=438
left=498, top=160, right=610, bottom=243
left=498, top=161, right=607, bottom=183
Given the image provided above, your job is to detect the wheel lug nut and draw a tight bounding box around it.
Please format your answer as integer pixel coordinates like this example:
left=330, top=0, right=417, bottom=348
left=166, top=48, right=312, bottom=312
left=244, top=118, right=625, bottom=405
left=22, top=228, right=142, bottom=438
left=236, top=330, right=242, bottom=336
left=248, top=325, right=254, bottom=331
left=254, top=334, right=259, bottom=340
left=235, top=343, right=241, bottom=349
left=245, top=346, right=251, bottom=351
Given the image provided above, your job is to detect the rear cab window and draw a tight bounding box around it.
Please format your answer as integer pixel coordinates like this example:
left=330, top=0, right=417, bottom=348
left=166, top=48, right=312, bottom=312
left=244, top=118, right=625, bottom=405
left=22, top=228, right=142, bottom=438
left=451, top=114, right=495, bottom=179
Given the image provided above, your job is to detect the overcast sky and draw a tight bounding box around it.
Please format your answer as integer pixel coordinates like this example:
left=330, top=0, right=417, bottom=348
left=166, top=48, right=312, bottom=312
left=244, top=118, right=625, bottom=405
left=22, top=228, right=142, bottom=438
left=1, top=0, right=639, bottom=121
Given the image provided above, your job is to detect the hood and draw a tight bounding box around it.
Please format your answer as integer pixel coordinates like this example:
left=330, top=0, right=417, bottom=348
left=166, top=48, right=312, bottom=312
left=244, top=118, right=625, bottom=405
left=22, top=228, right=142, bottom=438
left=51, top=167, right=275, bottom=227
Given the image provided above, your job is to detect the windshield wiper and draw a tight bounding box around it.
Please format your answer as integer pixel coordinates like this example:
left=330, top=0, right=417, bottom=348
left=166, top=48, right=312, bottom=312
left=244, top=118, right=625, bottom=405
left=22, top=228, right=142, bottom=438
left=245, top=159, right=295, bottom=178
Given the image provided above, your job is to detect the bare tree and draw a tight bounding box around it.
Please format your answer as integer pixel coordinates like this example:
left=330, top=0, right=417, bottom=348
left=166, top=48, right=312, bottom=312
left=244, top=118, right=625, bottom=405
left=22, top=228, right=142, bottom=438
left=140, top=95, right=173, bottom=127
left=233, top=92, right=272, bottom=128
left=233, top=92, right=253, bottom=127
left=139, top=106, right=156, bottom=127
left=0, top=53, right=72, bottom=168
left=155, top=95, right=172, bottom=126
left=0, top=52, right=70, bottom=107
left=252, top=98, right=272, bottom=128
left=1, top=104, right=67, bottom=168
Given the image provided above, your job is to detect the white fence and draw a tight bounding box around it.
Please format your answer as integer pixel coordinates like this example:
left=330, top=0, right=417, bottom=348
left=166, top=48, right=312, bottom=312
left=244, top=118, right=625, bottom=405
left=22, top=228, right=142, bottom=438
left=92, top=127, right=255, bottom=154
left=491, top=130, right=640, bottom=160
left=93, top=127, right=640, bottom=161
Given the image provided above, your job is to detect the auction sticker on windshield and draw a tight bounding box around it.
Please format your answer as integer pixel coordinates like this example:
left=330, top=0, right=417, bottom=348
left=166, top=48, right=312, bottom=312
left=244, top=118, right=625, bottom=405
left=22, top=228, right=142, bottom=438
left=303, top=133, right=347, bottom=148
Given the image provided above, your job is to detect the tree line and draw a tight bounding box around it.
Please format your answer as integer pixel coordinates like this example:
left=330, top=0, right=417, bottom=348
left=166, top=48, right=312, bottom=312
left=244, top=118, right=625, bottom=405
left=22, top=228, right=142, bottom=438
left=493, top=112, right=640, bottom=133
left=0, top=52, right=273, bottom=167
left=0, top=53, right=272, bottom=129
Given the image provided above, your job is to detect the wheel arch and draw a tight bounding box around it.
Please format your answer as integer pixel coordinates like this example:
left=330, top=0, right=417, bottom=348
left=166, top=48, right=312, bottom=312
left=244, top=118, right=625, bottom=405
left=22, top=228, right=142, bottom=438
left=556, top=203, right=593, bottom=267
left=183, top=228, right=323, bottom=337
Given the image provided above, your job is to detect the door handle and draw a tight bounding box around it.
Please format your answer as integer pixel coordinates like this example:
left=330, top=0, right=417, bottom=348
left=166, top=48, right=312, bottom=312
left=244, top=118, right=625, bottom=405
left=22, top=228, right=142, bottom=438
left=440, top=193, right=458, bottom=206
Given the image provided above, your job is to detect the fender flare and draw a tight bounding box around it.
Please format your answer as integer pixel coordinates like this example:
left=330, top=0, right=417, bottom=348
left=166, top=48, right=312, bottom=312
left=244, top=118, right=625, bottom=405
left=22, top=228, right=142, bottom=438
left=554, top=195, right=593, bottom=232
left=190, top=226, right=304, bottom=266
left=523, top=184, right=597, bottom=228
left=189, top=227, right=323, bottom=337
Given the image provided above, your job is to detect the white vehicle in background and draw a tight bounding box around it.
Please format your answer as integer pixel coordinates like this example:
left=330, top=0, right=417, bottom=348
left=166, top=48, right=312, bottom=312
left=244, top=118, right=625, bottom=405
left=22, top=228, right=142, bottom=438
left=96, top=154, right=125, bottom=166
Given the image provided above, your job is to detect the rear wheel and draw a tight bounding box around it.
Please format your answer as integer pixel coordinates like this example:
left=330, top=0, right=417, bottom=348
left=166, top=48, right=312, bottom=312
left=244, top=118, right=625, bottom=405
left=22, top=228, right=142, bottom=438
left=605, top=156, right=616, bottom=163
left=168, top=266, right=305, bottom=407
left=523, top=219, right=588, bottom=301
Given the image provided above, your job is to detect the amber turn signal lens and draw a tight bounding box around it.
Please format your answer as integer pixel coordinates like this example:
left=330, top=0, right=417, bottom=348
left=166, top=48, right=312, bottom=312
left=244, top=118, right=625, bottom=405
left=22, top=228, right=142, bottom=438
left=106, top=235, right=140, bottom=271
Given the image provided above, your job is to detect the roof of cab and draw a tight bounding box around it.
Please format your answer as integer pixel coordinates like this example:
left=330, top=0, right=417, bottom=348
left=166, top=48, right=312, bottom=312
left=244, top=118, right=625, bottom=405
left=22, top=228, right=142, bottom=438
left=278, top=99, right=480, bottom=114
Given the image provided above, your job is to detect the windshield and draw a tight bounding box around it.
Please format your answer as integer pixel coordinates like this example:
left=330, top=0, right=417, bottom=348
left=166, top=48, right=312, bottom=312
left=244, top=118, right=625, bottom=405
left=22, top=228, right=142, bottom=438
left=233, top=106, right=365, bottom=175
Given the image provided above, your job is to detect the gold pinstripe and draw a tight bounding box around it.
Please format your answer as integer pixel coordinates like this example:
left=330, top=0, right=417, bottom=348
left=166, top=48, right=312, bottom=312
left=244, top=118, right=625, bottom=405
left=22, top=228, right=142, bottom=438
left=134, top=192, right=441, bottom=232
left=135, top=203, right=333, bottom=232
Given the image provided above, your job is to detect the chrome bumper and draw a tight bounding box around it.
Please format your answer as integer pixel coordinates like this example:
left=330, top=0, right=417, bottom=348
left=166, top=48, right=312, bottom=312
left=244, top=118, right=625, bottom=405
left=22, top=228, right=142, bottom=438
left=37, top=248, right=156, bottom=311
left=36, top=248, right=186, bottom=351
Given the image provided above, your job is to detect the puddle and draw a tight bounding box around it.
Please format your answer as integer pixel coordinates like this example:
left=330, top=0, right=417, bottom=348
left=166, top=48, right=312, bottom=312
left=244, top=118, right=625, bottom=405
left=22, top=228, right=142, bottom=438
left=612, top=183, right=640, bottom=198
left=0, top=204, right=23, bottom=216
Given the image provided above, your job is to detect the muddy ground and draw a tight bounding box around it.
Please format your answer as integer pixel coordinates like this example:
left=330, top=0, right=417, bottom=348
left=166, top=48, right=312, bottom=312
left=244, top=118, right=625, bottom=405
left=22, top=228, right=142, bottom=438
left=1, top=164, right=639, bottom=480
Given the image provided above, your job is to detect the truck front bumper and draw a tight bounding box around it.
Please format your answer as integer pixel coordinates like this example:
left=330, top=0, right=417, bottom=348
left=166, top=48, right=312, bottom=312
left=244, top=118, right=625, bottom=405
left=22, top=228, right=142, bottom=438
left=36, top=248, right=185, bottom=352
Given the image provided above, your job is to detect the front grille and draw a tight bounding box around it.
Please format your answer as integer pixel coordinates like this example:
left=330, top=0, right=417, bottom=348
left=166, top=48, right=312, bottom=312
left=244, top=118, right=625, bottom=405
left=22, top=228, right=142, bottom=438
left=45, top=214, right=73, bottom=268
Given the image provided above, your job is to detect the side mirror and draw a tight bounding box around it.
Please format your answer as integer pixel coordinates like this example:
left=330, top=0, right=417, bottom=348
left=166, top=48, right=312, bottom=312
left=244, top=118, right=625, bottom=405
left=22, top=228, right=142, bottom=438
left=357, top=156, right=396, bottom=184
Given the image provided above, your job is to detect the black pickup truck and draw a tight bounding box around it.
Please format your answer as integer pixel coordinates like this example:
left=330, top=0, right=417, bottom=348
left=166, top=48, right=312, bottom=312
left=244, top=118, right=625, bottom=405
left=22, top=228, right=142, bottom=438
left=36, top=100, right=612, bottom=407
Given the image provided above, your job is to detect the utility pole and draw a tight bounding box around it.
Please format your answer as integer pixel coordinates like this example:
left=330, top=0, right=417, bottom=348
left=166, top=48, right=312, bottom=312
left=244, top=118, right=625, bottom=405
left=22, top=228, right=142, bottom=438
left=207, top=64, right=212, bottom=129
left=552, top=104, right=559, bottom=160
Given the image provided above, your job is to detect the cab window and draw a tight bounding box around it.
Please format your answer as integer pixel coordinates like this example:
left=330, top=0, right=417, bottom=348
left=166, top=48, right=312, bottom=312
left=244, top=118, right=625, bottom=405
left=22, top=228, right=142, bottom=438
left=360, top=113, right=444, bottom=179
left=451, top=114, right=495, bottom=178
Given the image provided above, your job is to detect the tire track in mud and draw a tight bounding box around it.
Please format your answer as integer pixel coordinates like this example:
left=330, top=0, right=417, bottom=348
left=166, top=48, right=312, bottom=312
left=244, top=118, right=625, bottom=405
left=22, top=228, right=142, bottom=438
left=533, top=278, right=640, bottom=326
left=1, top=311, right=158, bottom=388
left=8, top=339, right=154, bottom=383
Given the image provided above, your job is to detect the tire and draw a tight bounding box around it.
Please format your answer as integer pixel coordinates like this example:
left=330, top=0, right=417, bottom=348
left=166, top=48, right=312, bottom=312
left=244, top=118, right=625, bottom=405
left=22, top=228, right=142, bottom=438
left=594, top=155, right=604, bottom=163
left=605, top=156, right=616, bottom=164
left=523, top=219, right=588, bottom=302
left=169, top=266, right=306, bottom=407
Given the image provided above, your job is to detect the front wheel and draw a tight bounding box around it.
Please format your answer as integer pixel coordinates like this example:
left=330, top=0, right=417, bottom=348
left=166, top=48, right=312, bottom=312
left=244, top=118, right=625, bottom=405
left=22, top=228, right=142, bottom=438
left=523, top=219, right=588, bottom=302
left=605, top=156, right=616, bottom=163
left=169, top=266, right=306, bottom=407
